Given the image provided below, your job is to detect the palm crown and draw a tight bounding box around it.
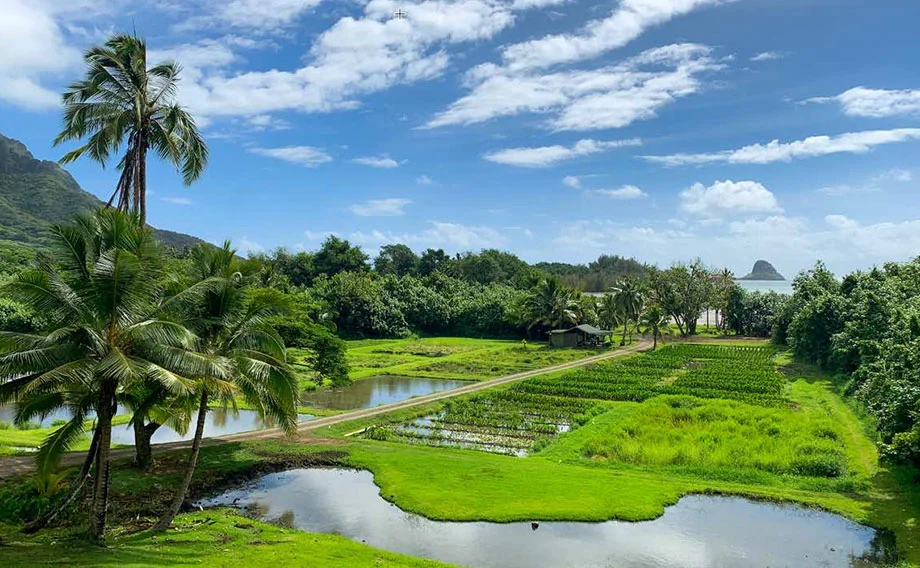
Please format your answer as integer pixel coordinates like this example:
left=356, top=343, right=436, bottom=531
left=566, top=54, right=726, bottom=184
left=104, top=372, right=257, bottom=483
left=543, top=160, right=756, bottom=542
left=55, top=34, right=208, bottom=224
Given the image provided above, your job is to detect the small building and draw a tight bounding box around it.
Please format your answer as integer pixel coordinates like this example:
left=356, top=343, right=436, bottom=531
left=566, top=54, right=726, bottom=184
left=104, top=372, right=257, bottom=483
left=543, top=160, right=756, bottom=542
left=548, top=324, right=613, bottom=348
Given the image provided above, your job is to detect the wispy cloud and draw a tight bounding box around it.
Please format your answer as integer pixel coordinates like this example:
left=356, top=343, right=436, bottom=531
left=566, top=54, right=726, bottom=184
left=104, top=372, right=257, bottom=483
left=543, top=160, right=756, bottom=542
left=349, top=198, right=412, bottom=217
left=643, top=129, right=920, bottom=166
left=562, top=175, right=581, bottom=188
left=352, top=156, right=399, bottom=168
left=162, top=196, right=194, bottom=205
left=750, top=51, right=785, bottom=62
left=485, top=138, right=641, bottom=167
left=250, top=145, right=332, bottom=166
left=427, top=44, right=724, bottom=131
left=806, top=87, right=920, bottom=118
left=592, top=185, right=647, bottom=200
left=350, top=222, right=508, bottom=250
left=416, top=175, right=434, bottom=185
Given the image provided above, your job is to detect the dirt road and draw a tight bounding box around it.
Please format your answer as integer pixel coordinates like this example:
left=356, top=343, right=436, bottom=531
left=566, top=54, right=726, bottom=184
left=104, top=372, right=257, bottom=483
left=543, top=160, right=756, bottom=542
left=0, top=339, right=650, bottom=479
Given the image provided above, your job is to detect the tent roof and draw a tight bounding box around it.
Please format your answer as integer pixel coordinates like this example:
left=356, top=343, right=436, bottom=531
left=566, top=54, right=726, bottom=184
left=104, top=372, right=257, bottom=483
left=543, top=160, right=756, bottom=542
left=550, top=324, right=613, bottom=335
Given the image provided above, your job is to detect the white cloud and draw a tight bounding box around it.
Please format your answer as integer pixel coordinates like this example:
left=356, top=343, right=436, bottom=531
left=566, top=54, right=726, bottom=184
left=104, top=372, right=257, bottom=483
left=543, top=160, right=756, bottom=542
left=496, top=0, right=732, bottom=72
left=353, top=156, right=400, bottom=168
left=165, top=0, right=556, bottom=120
left=548, top=214, right=920, bottom=275
left=162, top=196, right=194, bottom=205
left=563, top=175, right=581, bottom=188
left=874, top=168, right=913, bottom=183
left=245, top=114, right=292, bottom=130
left=249, top=145, right=332, bottom=166
left=350, top=221, right=508, bottom=250
left=593, top=185, right=647, bottom=199
left=750, top=51, right=784, bottom=62
left=349, top=198, right=412, bottom=217
left=0, top=0, right=82, bottom=109
left=416, top=175, right=434, bottom=185
left=807, top=87, right=920, bottom=118
left=426, top=43, right=724, bottom=130
left=484, top=138, right=641, bottom=167
left=178, top=0, right=326, bottom=32
left=237, top=236, right=265, bottom=256
left=644, top=129, right=920, bottom=166
left=680, top=180, right=781, bottom=218
left=824, top=214, right=859, bottom=231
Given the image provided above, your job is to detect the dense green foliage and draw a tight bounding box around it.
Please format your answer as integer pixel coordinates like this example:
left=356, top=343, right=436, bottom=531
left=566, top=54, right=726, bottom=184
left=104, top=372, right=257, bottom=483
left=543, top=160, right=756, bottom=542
left=534, top=255, right=647, bottom=292
left=783, top=260, right=920, bottom=465
left=725, top=288, right=790, bottom=337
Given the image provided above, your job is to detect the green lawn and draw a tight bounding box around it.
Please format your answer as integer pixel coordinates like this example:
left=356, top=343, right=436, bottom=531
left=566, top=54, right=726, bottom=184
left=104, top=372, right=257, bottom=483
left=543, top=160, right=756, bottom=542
left=0, top=415, right=132, bottom=456
left=292, top=336, right=614, bottom=383
left=0, top=509, right=456, bottom=567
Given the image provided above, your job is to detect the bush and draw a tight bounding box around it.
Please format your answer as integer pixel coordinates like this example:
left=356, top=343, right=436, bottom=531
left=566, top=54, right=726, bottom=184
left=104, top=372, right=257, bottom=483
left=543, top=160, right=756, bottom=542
left=16, top=421, right=41, bottom=431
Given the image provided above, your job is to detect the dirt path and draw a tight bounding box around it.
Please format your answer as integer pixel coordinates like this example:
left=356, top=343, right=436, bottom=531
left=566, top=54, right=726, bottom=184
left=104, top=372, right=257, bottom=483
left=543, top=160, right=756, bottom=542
left=0, top=340, right=650, bottom=480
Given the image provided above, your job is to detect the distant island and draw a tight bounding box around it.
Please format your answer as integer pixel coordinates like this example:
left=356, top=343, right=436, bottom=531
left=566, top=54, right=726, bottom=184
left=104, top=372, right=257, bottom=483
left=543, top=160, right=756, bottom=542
left=739, top=260, right=785, bottom=281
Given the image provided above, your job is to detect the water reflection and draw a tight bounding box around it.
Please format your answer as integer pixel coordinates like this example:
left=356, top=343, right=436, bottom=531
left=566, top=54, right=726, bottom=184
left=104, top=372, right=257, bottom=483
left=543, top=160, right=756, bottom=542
left=200, top=469, right=897, bottom=568
left=300, top=376, right=469, bottom=410
left=0, top=405, right=312, bottom=445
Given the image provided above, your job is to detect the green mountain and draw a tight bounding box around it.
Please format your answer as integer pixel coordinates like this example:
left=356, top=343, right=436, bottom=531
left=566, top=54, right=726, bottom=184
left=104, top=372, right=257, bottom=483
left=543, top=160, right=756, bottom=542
left=739, top=260, right=785, bottom=281
left=0, top=132, right=201, bottom=250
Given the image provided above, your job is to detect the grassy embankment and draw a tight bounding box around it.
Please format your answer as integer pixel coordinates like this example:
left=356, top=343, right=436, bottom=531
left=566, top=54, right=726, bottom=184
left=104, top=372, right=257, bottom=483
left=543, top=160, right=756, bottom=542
left=0, top=415, right=132, bottom=456
left=2, top=341, right=918, bottom=566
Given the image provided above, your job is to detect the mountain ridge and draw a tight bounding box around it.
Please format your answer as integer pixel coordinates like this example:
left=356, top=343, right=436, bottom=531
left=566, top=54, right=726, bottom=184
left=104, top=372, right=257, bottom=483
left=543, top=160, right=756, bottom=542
left=0, top=131, right=202, bottom=250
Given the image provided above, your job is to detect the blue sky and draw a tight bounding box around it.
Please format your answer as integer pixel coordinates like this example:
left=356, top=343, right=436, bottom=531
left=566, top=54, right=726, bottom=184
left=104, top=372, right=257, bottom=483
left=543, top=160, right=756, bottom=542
left=1, top=0, right=919, bottom=277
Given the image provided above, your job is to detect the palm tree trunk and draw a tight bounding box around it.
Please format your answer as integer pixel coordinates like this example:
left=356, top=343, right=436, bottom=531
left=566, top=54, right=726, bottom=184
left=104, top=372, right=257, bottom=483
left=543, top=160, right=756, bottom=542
left=653, top=329, right=658, bottom=350
left=138, top=142, right=147, bottom=226
left=620, top=318, right=628, bottom=347
left=133, top=419, right=159, bottom=472
left=89, top=381, right=116, bottom=545
left=23, top=426, right=100, bottom=534
left=154, top=391, right=208, bottom=531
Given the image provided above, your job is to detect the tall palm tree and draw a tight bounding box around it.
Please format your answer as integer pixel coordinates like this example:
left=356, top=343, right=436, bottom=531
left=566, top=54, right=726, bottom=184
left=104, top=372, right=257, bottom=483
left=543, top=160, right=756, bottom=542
left=521, top=279, right=579, bottom=335
left=611, top=279, right=643, bottom=346
left=0, top=210, right=221, bottom=544
left=55, top=34, right=208, bottom=225
left=154, top=243, right=299, bottom=531
left=639, top=305, right=671, bottom=350
left=597, top=293, right=621, bottom=331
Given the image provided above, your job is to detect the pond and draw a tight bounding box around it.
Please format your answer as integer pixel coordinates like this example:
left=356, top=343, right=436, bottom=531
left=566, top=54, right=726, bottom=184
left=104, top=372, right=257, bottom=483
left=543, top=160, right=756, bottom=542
left=0, top=405, right=313, bottom=445
left=300, top=375, right=470, bottom=410
left=199, top=468, right=897, bottom=568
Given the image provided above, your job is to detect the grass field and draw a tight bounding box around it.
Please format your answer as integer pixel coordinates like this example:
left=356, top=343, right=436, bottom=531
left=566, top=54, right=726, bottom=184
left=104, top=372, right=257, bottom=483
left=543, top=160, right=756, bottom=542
left=292, top=337, right=613, bottom=383
left=2, top=341, right=919, bottom=566
left=0, top=415, right=131, bottom=456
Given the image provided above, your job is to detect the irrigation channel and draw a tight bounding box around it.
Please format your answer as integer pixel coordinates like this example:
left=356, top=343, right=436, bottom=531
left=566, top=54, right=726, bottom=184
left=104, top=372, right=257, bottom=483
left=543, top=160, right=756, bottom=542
left=200, top=468, right=897, bottom=568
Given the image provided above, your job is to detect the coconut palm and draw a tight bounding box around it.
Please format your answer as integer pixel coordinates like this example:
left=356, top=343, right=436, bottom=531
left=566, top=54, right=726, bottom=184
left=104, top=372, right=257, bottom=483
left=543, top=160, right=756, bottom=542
left=0, top=209, right=221, bottom=544
left=55, top=34, right=208, bottom=225
left=639, top=305, right=671, bottom=350
left=154, top=243, right=299, bottom=531
left=611, top=279, right=643, bottom=346
left=597, top=293, right=621, bottom=332
left=521, top=279, right=580, bottom=334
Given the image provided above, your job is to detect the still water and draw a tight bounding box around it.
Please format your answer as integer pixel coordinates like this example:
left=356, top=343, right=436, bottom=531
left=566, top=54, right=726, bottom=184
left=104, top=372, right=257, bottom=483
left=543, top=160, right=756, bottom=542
left=300, top=375, right=469, bottom=410
left=0, top=405, right=313, bottom=444
left=200, top=468, right=896, bottom=568
left=736, top=280, right=794, bottom=294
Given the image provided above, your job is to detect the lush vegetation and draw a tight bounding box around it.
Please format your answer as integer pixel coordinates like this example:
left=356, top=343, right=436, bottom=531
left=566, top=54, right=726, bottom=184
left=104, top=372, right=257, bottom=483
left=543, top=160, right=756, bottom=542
left=778, top=260, right=920, bottom=467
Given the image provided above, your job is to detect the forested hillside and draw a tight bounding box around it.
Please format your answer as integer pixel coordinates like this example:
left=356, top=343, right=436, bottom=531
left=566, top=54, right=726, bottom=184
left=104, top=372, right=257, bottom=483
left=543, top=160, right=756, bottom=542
left=0, top=132, right=201, bottom=250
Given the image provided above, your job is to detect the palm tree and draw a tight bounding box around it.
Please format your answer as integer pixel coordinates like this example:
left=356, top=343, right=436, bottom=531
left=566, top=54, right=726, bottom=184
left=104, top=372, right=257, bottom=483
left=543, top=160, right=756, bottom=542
left=639, top=305, right=671, bottom=350
left=55, top=34, right=208, bottom=225
left=521, top=279, right=579, bottom=336
left=597, top=293, right=621, bottom=331
left=611, top=279, right=643, bottom=346
left=154, top=243, right=299, bottom=531
left=0, top=210, right=220, bottom=544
